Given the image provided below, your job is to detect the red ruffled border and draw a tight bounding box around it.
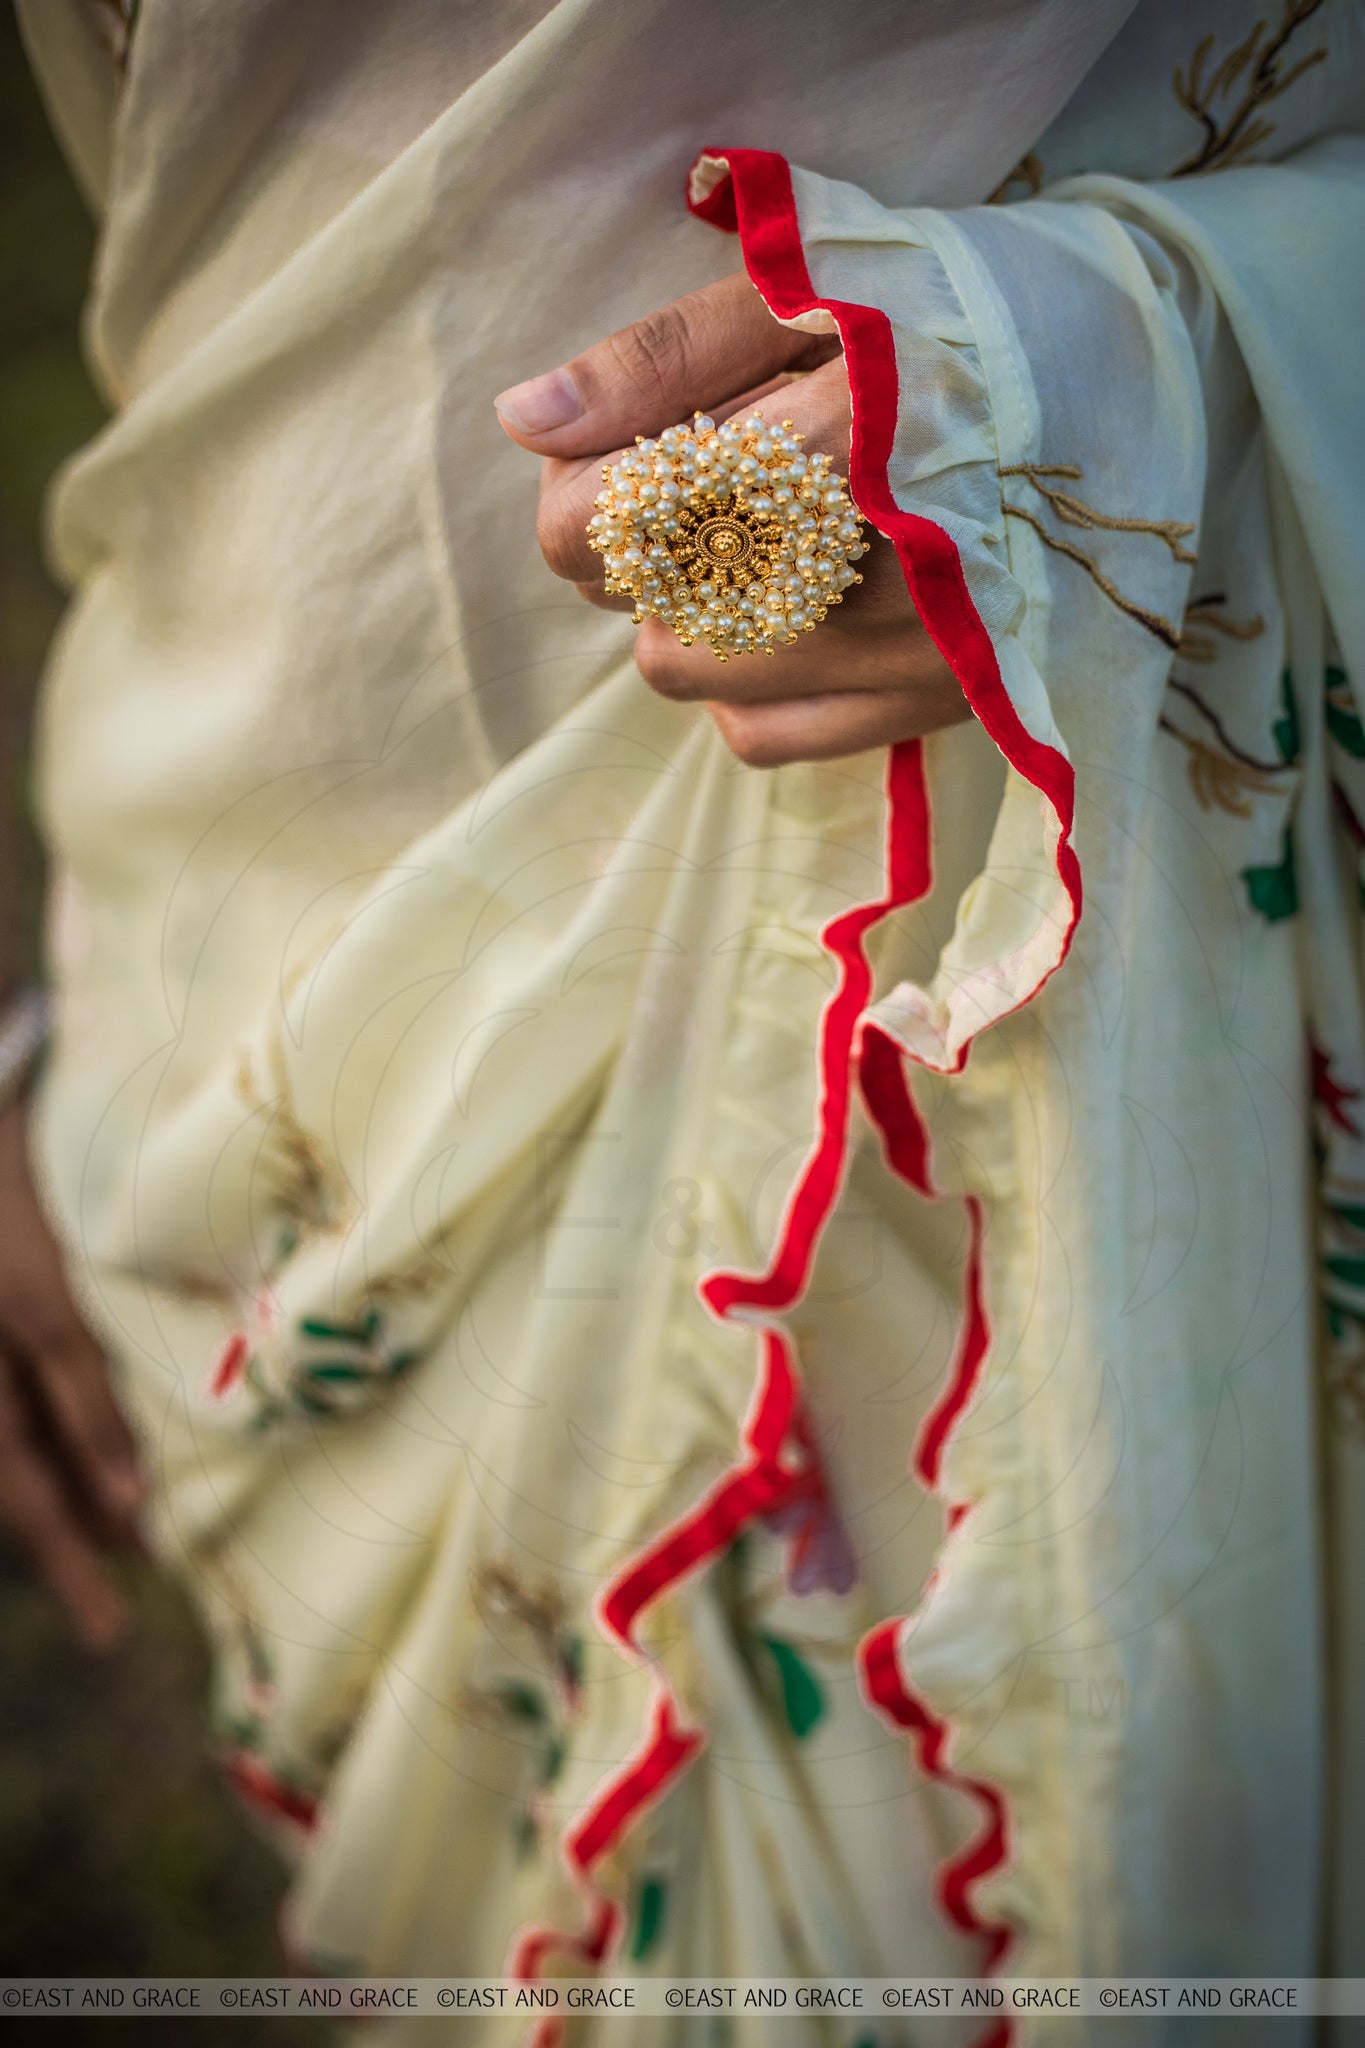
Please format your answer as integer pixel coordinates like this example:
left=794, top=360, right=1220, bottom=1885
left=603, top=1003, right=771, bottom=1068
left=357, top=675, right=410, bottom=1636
left=508, top=146, right=1082, bottom=2031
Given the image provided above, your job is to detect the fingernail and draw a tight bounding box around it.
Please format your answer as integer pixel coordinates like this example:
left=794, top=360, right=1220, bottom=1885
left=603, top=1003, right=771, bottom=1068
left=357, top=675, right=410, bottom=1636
left=494, top=367, right=583, bottom=434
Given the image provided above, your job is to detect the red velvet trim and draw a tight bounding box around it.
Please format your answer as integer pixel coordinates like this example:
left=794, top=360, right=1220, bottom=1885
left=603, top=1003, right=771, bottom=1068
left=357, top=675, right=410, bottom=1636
left=861, top=1619, right=1015, bottom=1973
left=513, top=144, right=1080, bottom=2023
left=858, top=1026, right=992, bottom=1492
left=508, top=1897, right=622, bottom=2048
left=692, top=147, right=1082, bottom=1070
left=565, top=1691, right=704, bottom=1868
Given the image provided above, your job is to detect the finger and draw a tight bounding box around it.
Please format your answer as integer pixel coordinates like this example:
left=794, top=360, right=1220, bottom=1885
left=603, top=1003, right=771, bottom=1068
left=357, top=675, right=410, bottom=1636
left=0, top=1351, right=129, bottom=1649
left=6, top=1235, right=147, bottom=1532
left=574, top=581, right=636, bottom=614
left=707, top=689, right=968, bottom=768
left=32, top=1330, right=148, bottom=1540
left=494, top=270, right=838, bottom=459
left=632, top=572, right=958, bottom=710
left=559, top=370, right=823, bottom=604
left=539, top=354, right=858, bottom=592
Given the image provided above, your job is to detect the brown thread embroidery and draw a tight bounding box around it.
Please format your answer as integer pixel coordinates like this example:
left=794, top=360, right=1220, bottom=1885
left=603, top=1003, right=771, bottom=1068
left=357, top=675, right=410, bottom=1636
left=1158, top=717, right=1285, bottom=815
left=1177, top=592, right=1267, bottom=662
left=999, top=462, right=1196, bottom=650
left=987, top=151, right=1045, bottom=204
left=471, top=1559, right=584, bottom=1711
left=232, top=1047, right=337, bottom=1228
left=1172, top=0, right=1328, bottom=176
left=1166, top=675, right=1283, bottom=772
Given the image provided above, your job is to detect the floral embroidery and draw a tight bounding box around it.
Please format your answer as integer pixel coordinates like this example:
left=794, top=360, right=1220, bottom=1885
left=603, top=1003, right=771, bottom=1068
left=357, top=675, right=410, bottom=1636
left=756, top=1634, right=827, bottom=1738
left=193, top=1539, right=329, bottom=1835
left=1177, top=592, right=1267, bottom=664
left=1313, top=1042, right=1363, bottom=1140
left=463, top=1561, right=587, bottom=1859
left=210, top=1302, right=421, bottom=1426
left=1172, top=0, right=1328, bottom=176
left=718, top=1533, right=843, bottom=1743
left=232, top=1050, right=341, bottom=1236
left=1159, top=716, right=1285, bottom=816
left=457, top=1675, right=571, bottom=1861
left=1159, top=663, right=1303, bottom=919
left=628, top=1874, right=669, bottom=1961
left=1243, top=826, right=1299, bottom=921
left=471, top=1558, right=586, bottom=1712
left=1000, top=461, right=1196, bottom=649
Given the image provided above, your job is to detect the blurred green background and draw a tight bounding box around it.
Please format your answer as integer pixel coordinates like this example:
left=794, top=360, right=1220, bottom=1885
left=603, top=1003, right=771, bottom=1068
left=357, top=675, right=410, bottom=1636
left=0, top=11, right=323, bottom=2038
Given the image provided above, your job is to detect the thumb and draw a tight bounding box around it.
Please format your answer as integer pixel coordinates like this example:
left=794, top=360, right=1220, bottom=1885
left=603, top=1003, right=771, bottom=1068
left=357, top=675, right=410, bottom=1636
left=493, top=270, right=833, bottom=459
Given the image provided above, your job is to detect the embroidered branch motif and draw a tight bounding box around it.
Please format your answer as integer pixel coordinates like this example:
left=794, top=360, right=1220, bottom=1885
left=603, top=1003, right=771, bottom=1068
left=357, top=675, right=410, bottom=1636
left=232, top=1047, right=339, bottom=1230
left=1177, top=592, right=1267, bottom=663
left=471, top=1558, right=585, bottom=1711
left=1158, top=718, right=1284, bottom=815
left=1000, top=462, right=1196, bottom=649
left=1166, top=676, right=1285, bottom=773
left=987, top=151, right=1044, bottom=204
left=1172, top=0, right=1328, bottom=176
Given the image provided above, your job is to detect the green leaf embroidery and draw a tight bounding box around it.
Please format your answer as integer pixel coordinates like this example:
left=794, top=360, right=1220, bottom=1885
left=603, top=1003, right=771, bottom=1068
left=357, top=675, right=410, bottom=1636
left=1272, top=669, right=1300, bottom=764
left=1243, top=827, right=1298, bottom=922
left=490, top=1681, right=547, bottom=1725
left=630, top=1875, right=668, bottom=1961
left=1326, top=702, right=1365, bottom=757
left=559, top=1633, right=585, bottom=1693
left=1324, top=1254, right=1365, bottom=1290
left=1327, top=1202, right=1365, bottom=1233
left=759, top=1635, right=826, bottom=1739
left=514, top=1808, right=540, bottom=1861
left=299, top=1310, right=382, bottom=1346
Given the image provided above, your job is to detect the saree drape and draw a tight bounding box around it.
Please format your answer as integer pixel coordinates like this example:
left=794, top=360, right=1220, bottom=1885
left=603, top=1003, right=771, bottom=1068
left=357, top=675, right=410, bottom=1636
left=16, top=2, right=1365, bottom=2040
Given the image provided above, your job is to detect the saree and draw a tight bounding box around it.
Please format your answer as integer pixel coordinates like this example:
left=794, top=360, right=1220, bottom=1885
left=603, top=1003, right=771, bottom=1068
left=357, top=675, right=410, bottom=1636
left=16, top=0, right=1365, bottom=2039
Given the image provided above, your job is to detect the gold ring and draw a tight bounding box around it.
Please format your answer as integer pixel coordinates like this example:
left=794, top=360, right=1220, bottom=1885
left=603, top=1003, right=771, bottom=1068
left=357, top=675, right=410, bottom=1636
left=586, top=411, right=867, bottom=661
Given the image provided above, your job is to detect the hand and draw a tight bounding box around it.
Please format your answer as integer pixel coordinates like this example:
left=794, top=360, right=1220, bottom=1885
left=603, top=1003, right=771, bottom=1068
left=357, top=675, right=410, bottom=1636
left=495, top=270, right=970, bottom=766
left=0, top=1098, right=145, bottom=1648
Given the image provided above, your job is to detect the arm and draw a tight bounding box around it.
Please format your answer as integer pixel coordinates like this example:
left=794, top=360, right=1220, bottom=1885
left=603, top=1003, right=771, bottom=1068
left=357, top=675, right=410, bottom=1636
left=0, top=664, right=146, bottom=1651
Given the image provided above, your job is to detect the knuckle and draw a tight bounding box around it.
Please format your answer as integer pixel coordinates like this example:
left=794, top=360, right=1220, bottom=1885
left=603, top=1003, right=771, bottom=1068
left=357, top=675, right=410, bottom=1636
left=608, top=305, right=691, bottom=409
left=710, top=706, right=783, bottom=768
left=535, top=497, right=583, bottom=580
left=636, top=646, right=697, bottom=703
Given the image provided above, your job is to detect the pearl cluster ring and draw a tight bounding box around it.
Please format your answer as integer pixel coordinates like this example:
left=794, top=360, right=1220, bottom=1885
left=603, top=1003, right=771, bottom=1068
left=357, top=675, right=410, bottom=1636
left=586, top=412, right=868, bottom=661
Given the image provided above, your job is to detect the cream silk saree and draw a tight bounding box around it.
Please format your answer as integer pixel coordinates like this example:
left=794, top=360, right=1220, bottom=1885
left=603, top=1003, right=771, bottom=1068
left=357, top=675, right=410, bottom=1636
left=16, top=1, right=1365, bottom=2040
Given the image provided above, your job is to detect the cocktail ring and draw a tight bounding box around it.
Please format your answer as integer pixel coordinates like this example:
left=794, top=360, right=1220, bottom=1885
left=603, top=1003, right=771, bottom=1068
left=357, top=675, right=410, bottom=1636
left=586, top=411, right=868, bottom=661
